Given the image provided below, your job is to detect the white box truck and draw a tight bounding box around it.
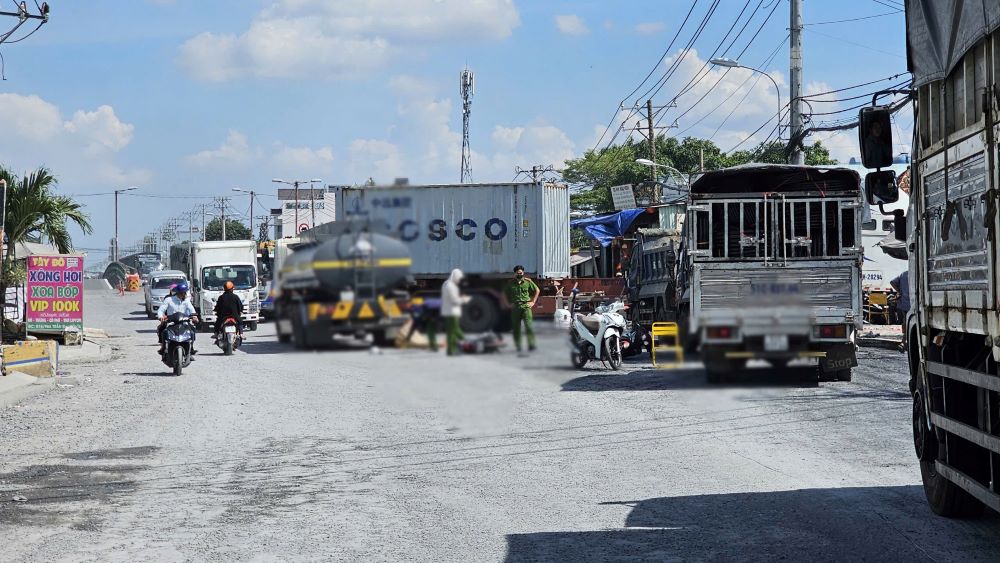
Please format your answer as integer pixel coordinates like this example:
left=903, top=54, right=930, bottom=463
left=170, top=240, right=261, bottom=330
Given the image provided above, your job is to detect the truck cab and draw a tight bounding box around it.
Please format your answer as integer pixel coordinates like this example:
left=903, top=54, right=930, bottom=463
left=170, top=240, right=261, bottom=330
left=196, top=263, right=259, bottom=329
left=684, top=164, right=863, bottom=382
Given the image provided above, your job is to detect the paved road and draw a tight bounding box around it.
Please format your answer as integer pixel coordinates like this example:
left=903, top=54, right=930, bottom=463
left=1, top=290, right=998, bottom=561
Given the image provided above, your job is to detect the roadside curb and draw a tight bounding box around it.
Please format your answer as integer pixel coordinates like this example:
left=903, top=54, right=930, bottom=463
left=61, top=339, right=113, bottom=365
left=0, top=371, right=55, bottom=409
left=857, top=336, right=903, bottom=350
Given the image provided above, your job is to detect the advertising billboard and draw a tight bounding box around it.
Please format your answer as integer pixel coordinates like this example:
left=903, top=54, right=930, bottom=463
left=26, top=254, right=84, bottom=332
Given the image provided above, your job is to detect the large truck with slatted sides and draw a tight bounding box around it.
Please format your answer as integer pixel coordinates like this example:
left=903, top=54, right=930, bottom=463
left=681, top=164, right=863, bottom=383
left=862, top=1, right=1000, bottom=518
left=273, top=221, right=411, bottom=348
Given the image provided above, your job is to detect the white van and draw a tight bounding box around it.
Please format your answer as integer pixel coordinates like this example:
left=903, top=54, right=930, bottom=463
left=144, top=270, right=189, bottom=319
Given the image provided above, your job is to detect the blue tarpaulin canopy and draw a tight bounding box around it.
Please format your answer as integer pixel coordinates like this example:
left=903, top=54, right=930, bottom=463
left=570, top=209, right=645, bottom=247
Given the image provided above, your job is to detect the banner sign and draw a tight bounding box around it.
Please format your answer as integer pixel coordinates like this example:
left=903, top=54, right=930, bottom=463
left=26, top=254, right=84, bottom=332
left=609, top=184, right=637, bottom=210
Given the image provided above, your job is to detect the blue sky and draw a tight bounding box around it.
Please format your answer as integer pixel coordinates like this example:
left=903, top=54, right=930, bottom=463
left=0, top=0, right=910, bottom=258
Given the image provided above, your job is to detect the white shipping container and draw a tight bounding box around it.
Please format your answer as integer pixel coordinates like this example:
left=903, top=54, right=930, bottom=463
left=333, top=182, right=569, bottom=278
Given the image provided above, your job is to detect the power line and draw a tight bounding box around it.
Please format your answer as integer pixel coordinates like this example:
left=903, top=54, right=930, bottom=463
left=798, top=79, right=910, bottom=103
left=605, top=0, right=724, bottom=150
left=660, top=0, right=784, bottom=131
left=805, top=27, right=905, bottom=58
left=870, top=0, right=903, bottom=11
left=805, top=11, right=901, bottom=26
left=677, top=35, right=787, bottom=136
left=800, top=73, right=908, bottom=99
left=590, top=0, right=702, bottom=151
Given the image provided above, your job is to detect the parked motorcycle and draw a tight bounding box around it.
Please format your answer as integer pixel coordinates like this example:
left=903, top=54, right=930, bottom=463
left=620, top=321, right=648, bottom=358
left=161, top=312, right=196, bottom=376
left=215, top=317, right=243, bottom=356
left=568, top=290, right=628, bottom=370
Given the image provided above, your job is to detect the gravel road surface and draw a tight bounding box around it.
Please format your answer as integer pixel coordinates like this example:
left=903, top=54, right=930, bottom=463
left=0, top=290, right=997, bottom=561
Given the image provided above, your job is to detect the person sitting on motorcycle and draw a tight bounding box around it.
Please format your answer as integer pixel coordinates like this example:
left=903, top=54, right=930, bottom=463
left=213, top=280, right=243, bottom=338
left=157, top=282, right=199, bottom=355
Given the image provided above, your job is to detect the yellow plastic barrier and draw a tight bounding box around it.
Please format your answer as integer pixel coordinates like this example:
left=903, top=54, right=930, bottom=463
left=650, top=322, right=684, bottom=368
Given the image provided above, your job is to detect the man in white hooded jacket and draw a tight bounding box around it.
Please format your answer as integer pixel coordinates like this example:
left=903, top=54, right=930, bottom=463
left=441, top=268, right=470, bottom=355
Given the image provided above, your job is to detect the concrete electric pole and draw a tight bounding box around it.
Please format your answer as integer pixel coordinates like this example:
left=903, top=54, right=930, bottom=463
left=646, top=99, right=656, bottom=181
left=789, top=0, right=805, bottom=165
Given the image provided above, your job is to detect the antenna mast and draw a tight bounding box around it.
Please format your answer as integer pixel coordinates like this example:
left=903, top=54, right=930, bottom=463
left=460, top=68, right=475, bottom=183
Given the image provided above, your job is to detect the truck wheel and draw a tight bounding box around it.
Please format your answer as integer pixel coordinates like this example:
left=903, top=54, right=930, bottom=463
left=818, top=364, right=851, bottom=382
left=248, top=321, right=258, bottom=332
left=704, top=354, right=743, bottom=383
left=291, top=311, right=308, bottom=350
left=461, top=294, right=498, bottom=333
left=913, top=386, right=984, bottom=517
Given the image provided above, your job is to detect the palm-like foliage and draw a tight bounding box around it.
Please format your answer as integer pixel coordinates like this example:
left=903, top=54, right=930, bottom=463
left=0, top=166, right=92, bottom=262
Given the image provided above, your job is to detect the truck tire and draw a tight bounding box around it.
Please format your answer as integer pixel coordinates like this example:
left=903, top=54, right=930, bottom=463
left=818, top=363, right=851, bottom=382
left=461, top=294, right=498, bottom=334
left=704, top=353, right=743, bottom=383
left=913, top=386, right=984, bottom=517
left=291, top=309, right=308, bottom=350
left=248, top=321, right=258, bottom=332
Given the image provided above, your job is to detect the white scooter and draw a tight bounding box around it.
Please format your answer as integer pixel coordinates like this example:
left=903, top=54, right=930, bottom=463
left=568, top=289, right=628, bottom=370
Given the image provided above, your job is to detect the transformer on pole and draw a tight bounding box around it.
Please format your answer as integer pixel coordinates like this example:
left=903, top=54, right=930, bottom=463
left=460, top=69, right=475, bottom=183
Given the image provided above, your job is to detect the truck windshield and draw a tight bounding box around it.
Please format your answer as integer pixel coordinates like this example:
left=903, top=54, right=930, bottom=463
left=202, top=266, right=256, bottom=291
left=152, top=277, right=184, bottom=290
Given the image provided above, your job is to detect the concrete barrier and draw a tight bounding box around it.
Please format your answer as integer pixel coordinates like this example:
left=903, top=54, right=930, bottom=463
left=4, top=340, right=58, bottom=377
left=84, top=278, right=113, bottom=292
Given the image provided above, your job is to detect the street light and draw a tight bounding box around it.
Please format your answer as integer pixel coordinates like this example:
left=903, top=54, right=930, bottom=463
left=232, top=188, right=256, bottom=240
left=272, top=178, right=324, bottom=234
left=709, top=57, right=783, bottom=141
left=114, top=186, right=139, bottom=262
left=635, top=159, right=689, bottom=200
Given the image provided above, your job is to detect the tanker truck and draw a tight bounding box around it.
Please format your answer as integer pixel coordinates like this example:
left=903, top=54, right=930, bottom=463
left=273, top=221, right=411, bottom=348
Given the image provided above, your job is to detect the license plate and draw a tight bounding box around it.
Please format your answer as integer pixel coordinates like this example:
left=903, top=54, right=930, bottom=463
left=764, top=335, right=788, bottom=351
left=224, top=326, right=237, bottom=333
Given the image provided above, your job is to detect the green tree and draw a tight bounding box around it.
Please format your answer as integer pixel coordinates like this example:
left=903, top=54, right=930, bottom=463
left=0, top=166, right=92, bottom=263
left=564, top=136, right=838, bottom=214
left=204, top=218, right=251, bottom=241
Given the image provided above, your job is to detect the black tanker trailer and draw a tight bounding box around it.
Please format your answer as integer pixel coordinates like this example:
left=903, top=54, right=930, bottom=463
left=273, top=220, right=412, bottom=348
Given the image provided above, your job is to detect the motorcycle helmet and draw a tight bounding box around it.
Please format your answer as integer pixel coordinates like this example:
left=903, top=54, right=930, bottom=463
left=224, top=280, right=234, bottom=291
left=175, top=282, right=189, bottom=294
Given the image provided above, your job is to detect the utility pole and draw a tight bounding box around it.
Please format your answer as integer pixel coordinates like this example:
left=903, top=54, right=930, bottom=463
left=309, top=182, right=317, bottom=229
left=789, top=0, right=804, bottom=165
left=200, top=205, right=207, bottom=241
left=646, top=99, right=656, bottom=181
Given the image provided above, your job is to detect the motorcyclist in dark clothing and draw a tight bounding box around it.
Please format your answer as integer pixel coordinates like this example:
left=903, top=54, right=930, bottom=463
left=213, top=280, right=244, bottom=338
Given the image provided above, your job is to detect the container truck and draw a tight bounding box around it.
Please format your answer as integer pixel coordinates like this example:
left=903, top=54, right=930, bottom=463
left=682, top=164, right=863, bottom=382
left=332, top=182, right=570, bottom=332
left=169, top=240, right=260, bottom=330
left=866, top=0, right=1000, bottom=517
left=272, top=222, right=411, bottom=348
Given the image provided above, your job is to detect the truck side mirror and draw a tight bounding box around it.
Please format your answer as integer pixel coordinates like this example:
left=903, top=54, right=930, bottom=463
left=858, top=106, right=894, bottom=169
left=865, top=170, right=899, bottom=205
left=893, top=209, right=906, bottom=242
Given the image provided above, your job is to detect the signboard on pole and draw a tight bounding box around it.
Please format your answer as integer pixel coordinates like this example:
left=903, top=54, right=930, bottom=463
left=609, top=184, right=637, bottom=210
left=26, top=254, right=84, bottom=332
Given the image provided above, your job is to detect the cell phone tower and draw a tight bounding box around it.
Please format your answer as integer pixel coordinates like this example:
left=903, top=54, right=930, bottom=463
left=460, top=68, right=475, bottom=183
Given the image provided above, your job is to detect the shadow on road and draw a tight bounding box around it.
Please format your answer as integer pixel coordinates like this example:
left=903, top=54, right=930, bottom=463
left=562, top=366, right=819, bottom=392
left=504, top=486, right=1000, bottom=562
